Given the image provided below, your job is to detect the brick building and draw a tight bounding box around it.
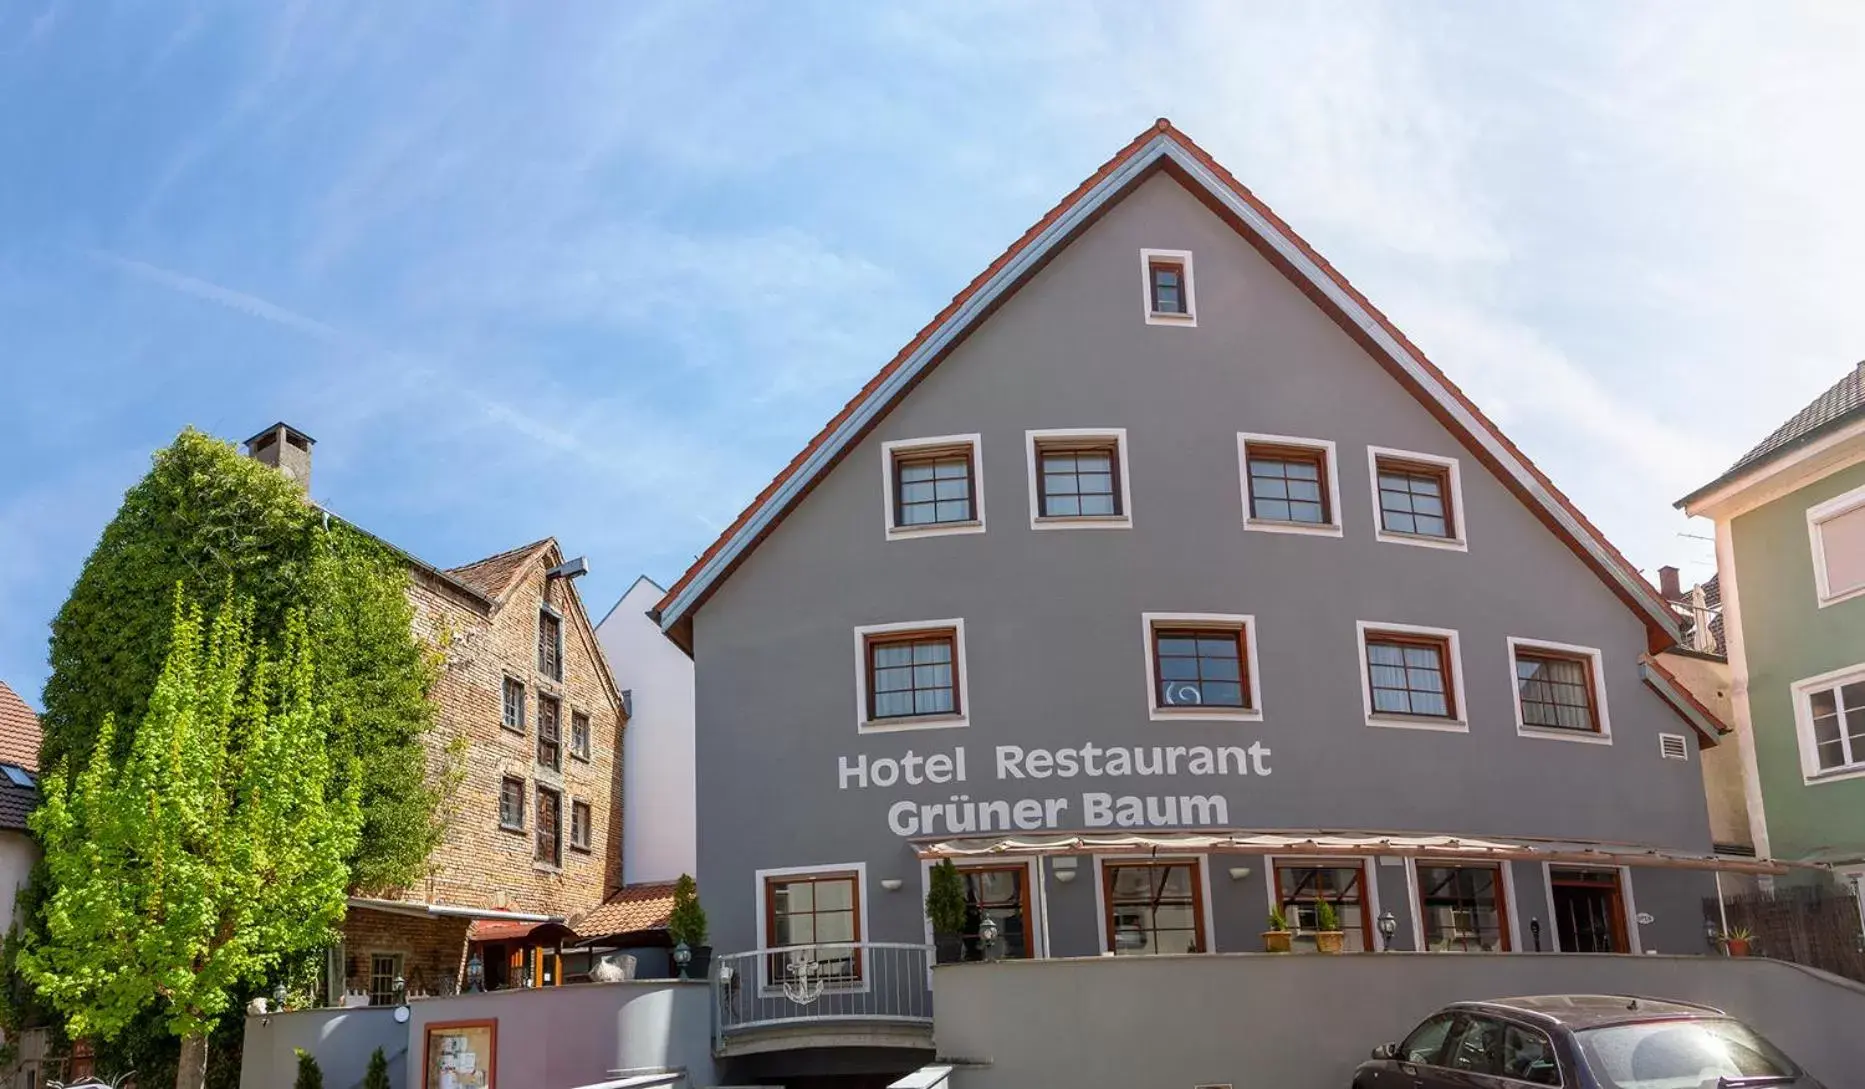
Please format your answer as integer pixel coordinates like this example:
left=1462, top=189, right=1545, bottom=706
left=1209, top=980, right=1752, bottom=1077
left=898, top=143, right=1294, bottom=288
left=242, top=425, right=627, bottom=1003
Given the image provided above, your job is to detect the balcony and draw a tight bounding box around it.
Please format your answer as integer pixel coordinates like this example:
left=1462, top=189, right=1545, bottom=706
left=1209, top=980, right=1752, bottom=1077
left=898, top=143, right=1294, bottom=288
left=711, top=942, right=935, bottom=1057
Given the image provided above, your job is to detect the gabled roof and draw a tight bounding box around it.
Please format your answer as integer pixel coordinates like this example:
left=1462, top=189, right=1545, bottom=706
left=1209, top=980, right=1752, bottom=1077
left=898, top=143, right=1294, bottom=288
left=652, top=119, right=1682, bottom=652
left=0, top=681, right=42, bottom=772
left=1681, top=360, right=1865, bottom=508
left=448, top=538, right=557, bottom=604
left=568, top=880, right=677, bottom=941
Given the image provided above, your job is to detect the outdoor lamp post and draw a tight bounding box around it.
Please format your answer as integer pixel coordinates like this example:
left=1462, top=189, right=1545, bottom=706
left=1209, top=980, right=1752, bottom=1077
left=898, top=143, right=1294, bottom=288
left=1704, top=917, right=1721, bottom=948
left=1377, top=911, right=1397, bottom=951
left=674, top=940, right=693, bottom=980
left=465, top=953, right=484, bottom=993
left=979, top=914, right=1002, bottom=962
left=272, top=983, right=288, bottom=1012
left=1531, top=918, right=1542, bottom=952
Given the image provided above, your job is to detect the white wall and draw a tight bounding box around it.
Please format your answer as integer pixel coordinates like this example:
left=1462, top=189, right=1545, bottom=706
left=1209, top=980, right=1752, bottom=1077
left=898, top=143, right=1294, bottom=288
left=597, top=576, right=696, bottom=886
left=0, top=831, right=36, bottom=933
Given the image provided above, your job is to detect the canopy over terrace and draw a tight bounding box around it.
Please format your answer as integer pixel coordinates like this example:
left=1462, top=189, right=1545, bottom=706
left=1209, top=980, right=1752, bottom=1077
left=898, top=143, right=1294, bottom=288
left=913, top=829, right=1791, bottom=875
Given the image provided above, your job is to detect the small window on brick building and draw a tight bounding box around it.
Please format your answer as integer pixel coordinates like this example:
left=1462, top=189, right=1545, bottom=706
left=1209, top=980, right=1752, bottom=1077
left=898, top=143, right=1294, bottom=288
left=538, top=609, right=563, bottom=681
left=537, top=695, right=562, bottom=772
left=570, top=800, right=592, bottom=852
left=368, top=953, right=403, bottom=1007
left=501, top=677, right=525, bottom=733
left=571, top=710, right=591, bottom=761
left=499, top=776, right=525, bottom=831
left=536, top=786, right=562, bottom=867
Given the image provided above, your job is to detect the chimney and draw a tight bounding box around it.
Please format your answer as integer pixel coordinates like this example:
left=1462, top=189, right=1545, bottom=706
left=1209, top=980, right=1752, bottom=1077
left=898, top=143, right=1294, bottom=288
left=1658, top=565, right=1682, bottom=601
left=244, top=422, right=315, bottom=491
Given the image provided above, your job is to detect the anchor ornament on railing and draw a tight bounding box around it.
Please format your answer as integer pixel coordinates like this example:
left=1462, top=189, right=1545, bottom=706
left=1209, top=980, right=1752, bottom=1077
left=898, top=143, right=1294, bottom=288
left=782, top=951, right=826, bottom=1005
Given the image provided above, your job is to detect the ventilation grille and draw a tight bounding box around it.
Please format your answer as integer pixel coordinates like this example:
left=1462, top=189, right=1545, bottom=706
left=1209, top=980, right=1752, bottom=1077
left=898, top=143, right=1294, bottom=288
left=1659, top=733, right=1690, bottom=760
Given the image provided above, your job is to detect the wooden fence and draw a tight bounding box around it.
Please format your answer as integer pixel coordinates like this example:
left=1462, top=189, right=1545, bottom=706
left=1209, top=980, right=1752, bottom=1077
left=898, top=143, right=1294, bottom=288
left=1707, top=882, right=1865, bottom=983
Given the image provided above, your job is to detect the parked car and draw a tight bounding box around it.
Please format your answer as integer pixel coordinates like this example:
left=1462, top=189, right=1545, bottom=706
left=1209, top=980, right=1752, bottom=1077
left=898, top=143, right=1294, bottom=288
left=1355, top=994, right=1821, bottom=1088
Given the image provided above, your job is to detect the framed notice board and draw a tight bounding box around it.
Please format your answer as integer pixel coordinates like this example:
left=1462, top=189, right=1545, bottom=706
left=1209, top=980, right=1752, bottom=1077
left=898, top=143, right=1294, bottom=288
left=423, top=1018, right=497, bottom=1089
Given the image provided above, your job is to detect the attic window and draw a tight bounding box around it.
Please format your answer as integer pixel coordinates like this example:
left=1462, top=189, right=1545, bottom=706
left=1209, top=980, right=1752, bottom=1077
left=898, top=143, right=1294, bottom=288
left=1141, top=249, right=1196, bottom=326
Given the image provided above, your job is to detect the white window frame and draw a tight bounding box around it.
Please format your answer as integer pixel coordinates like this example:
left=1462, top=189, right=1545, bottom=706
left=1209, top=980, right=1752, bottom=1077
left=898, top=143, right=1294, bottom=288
left=753, top=861, right=870, bottom=996
left=1238, top=433, right=1343, bottom=538
left=917, top=854, right=1049, bottom=960
left=1367, top=446, right=1467, bottom=552
left=1262, top=854, right=1383, bottom=951
left=1141, top=612, right=1264, bottom=723
left=853, top=618, right=970, bottom=734
left=1024, top=428, right=1133, bottom=530
left=1404, top=857, right=1519, bottom=953
left=1356, top=621, right=1468, bottom=732
left=1092, top=853, right=1217, bottom=954
left=1807, top=482, right=1865, bottom=607
left=1506, top=637, right=1612, bottom=745
left=881, top=434, right=986, bottom=540
left=1140, top=248, right=1196, bottom=327
left=1538, top=862, right=1642, bottom=954
left=1790, top=661, right=1865, bottom=784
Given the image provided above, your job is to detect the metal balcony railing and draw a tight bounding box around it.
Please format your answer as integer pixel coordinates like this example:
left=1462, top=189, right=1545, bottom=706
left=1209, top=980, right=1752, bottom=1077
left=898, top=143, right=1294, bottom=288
left=711, top=942, right=933, bottom=1046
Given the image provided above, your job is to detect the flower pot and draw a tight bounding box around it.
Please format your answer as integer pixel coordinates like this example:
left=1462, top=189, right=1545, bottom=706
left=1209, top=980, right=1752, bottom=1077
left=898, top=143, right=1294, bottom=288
left=684, top=945, right=713, bottom=979
left=934, top=933, right=966, bottom=964
left=1724, top=937, right=1751, bottom=958
left=1262, top=930, right=1293, bottom=953
left=1315, top=930, right=1346, bottom=954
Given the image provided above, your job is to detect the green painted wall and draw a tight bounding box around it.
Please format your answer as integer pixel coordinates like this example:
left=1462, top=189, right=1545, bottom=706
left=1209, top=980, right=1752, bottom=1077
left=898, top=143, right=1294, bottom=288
left=1733, top=457, right=1865, bottom=861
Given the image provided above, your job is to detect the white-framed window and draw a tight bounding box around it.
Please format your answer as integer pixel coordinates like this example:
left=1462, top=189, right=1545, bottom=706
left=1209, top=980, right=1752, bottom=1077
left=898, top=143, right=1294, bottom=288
left=917, top=855, right=1047, bottom=961
left=1367, top=446, right=1467, bottom=551
left=1141, top=613, right=1263, bottom=722
left=1140, top=248, right=1196, bottom=326
left=1239, top=433, right=1342, bottom=537
left=1093, top=854, right=1215, bottom=954
left=754, top=861, right=869, bottom=994
left=1792, top=662, right=1865, bottom=783
left=1025, top=428, right=1132, bottom=529
left=1404, top=857, right=1517, bottom=953
left=1356, top=621, right=1467, bottom=732
left=1807, top=483, right=1865, bottom=607
left=880, top=434, right=985, bottom=540
left=1507, top=638, right=1611, bottom=744
left=853, top=619, right=969, bottom=733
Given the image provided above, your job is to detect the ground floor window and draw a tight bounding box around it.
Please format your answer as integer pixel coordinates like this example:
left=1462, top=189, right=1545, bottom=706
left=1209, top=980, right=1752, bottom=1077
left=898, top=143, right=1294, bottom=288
left=764, top=870, right=862, bottom=983
left=1549, top=867, right=1628, bottom=952
left=1275, top=860, right=1372, bottom=952
left=955, top=864, right=1033, bottom=960
left=1103, top=860, right=1205, bottom=955
left=1416, top=863, right=1509, bottom=952
left=367, top=952, right=404, bottom=1006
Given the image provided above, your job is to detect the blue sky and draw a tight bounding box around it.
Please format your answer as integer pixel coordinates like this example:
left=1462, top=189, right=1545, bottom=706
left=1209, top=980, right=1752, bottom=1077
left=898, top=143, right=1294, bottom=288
left=3, top=2, right=1864, bottom=705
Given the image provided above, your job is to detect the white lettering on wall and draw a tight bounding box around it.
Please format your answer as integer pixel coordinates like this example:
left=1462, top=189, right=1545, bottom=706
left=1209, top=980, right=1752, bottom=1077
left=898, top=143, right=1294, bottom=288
left=846, top=743, right=1271, bottom=837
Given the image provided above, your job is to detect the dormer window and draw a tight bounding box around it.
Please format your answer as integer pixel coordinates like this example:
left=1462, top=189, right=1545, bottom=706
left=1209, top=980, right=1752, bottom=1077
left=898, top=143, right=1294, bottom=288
left=1141, top=249, right=1196, bottom=326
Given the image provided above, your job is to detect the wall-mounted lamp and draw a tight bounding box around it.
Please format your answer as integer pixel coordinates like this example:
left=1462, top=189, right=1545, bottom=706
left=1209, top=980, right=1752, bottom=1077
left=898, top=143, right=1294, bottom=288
left=1377, top=911, right=1398, bottom=951
left=1052, top=857, right=1079, bottom=883
left=881, top=878, right=903, bottom=892
left=1228, top=866, right=1252, bottom=881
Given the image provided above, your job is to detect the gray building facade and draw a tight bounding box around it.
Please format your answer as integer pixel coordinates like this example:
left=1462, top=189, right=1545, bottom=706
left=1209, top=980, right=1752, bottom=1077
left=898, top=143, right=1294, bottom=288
left=656, top=122, right=1747, bottom=1032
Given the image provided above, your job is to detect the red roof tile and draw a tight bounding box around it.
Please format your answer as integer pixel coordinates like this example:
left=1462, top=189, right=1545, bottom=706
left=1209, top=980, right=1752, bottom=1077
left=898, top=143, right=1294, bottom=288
left=0, top=681, right=42, bottom=772
left=653, top=120, right=1679, bottom=651
left=448, top=539, right=556, bottom=603
left=569, top=881, right=677, bottom=938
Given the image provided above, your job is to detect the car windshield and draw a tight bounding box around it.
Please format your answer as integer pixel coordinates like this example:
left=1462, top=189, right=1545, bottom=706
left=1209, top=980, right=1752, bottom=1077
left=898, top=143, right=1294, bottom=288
left=1576, top=1018, right=1800, bottom=1088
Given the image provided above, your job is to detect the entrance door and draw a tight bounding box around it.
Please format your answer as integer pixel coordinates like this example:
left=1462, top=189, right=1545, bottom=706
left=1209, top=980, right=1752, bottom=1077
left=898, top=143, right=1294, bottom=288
left=1550, top=868, right=1629, bottom=953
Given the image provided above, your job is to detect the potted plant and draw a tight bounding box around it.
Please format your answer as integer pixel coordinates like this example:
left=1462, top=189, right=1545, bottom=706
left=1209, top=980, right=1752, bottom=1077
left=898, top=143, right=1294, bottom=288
left=1263, top=908, right=1293, bottom=953
left=1720, top=925, right=1754, bottom=958
left=668, top=873, right=712, bottom=979
left=1314, top=899, right=1346, bottom=954
left=927, top=859, right=969, bottom=964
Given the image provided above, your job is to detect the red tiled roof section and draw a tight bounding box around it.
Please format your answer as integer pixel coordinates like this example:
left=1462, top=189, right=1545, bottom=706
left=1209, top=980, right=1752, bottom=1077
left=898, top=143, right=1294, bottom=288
left=655, top=119, right=1673, bottom=643
left=570, top=881, right=677, bottom=938
left=448, top=538, right=557, bottom=603
left=0, top=681, right=42, bottom=772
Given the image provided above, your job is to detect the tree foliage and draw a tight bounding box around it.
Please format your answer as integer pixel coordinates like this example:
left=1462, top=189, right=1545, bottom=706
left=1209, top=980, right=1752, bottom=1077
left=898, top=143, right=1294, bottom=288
left=21, top=594, right=362, bottom=1088
left=362, top=1046, right=391, bottom=1089
left=42, top=427, right=440, bottom=889
left=293, top=1049, right=324, bottom=1089
left=667, top=874, right=708, bottom=947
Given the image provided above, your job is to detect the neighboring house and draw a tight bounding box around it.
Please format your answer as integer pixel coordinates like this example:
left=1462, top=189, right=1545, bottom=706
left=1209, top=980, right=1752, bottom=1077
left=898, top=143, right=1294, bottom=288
left=242, top=424, right=627, bottom=1003
left=0, top=680, right=40, bottom=931
left=1679, top=361, right=1865, bottom=892
left=1650, top=567, right=1753, bottom=864
left=650, top=121, right=1761, bottom=1082
left=596, top=575, right=696, bottom=887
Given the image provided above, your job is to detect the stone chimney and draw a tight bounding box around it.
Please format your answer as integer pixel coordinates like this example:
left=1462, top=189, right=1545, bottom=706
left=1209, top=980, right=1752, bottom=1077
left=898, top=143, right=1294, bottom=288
left=1657, top=565, right=1682, bottom=601
left=244, top=422, right=314, bottom=491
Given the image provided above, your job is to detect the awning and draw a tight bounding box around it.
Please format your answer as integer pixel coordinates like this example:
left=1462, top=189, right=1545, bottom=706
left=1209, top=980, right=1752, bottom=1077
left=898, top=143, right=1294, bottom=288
left=346, top=896, right=560, bottom=923
left=466, top=919, right=580, bottom=944
left=915, top=829, right=1791, bottom=875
